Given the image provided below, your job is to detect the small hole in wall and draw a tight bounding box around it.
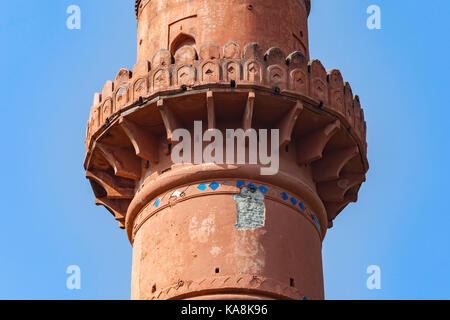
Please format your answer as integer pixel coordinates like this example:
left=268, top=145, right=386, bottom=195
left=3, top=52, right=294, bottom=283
left=285, top=145, right=289, bottom=153
left=152, top=284, right=157, bottom=293
left=230, top=80, right=236, bottom=88
left=215, top=268, right=220, bottom=274
left=300, top=31, right=303, bottom=38
left=139, top=39, right=143, bottom=45
left=290, top=278, right=295, bottom=287
left=248, top=4, right=253, bottom=10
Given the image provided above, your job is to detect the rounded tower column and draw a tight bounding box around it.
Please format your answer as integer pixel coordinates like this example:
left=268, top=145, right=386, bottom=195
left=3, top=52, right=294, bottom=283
left=135, top=0, right=311, bottom=62
left=84, top=0, right=369, bottom=300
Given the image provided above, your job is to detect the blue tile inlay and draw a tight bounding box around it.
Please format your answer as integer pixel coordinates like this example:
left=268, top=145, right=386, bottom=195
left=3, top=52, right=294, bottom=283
left=281, top=192, right=289, bottom=201
left=303, top=296, right=308, bottom=301
left=312, top=214, right=320, bottom=230
left=209, top=182, right=219, bottom=191
left=247, top=183, right=257, bottom=192
left=258, top=186, right=268, bottom=195
left=154, top=199, right=161, bottom=208
left=290, top=197, right=297, bottom=206
left=299, top=202, right=305, bottom=211
left=197, top=184, right=207, bottom=192
left=237, top=181, right=246, bottom=188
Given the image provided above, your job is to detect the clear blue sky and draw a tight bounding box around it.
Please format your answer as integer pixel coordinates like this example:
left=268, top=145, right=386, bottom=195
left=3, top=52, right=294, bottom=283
left=1, top=0, right=449, bottom=299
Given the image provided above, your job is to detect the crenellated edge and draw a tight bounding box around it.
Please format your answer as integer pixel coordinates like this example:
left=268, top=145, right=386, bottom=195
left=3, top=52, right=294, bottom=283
left=86, top=42, right=367, bottom=168
left=84, top=41, right=368, bottom=230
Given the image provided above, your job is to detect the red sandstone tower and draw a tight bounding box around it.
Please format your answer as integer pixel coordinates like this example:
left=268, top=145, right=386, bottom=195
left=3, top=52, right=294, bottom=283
left=84, top=0, right=368, bottom=300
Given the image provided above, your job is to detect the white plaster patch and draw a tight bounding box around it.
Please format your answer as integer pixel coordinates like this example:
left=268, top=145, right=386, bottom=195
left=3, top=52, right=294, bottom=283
left=189, top=215, right=216, bottom=243
left=210, top=246, right=222, bottom=256
left=226, top=230, right=266, bottom=274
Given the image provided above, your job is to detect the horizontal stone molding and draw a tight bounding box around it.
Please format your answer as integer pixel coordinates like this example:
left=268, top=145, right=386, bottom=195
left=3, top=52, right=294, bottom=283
left=135, top=0, right=312, bottom=19
left=147, top=274, right=307, bottom=300
left=125, top=164, right=327, bottom=243
left=130, top=178, right=323, bottom=243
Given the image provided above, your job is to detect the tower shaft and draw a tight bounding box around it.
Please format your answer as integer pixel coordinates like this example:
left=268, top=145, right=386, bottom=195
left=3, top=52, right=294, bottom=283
left=84, top=0, right=368, bottom=300
left=136, top=0, right=311, bottom=62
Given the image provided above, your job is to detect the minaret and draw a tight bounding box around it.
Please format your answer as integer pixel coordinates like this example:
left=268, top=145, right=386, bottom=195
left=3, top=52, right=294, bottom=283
left=84, top=0, right=368, bottom=300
